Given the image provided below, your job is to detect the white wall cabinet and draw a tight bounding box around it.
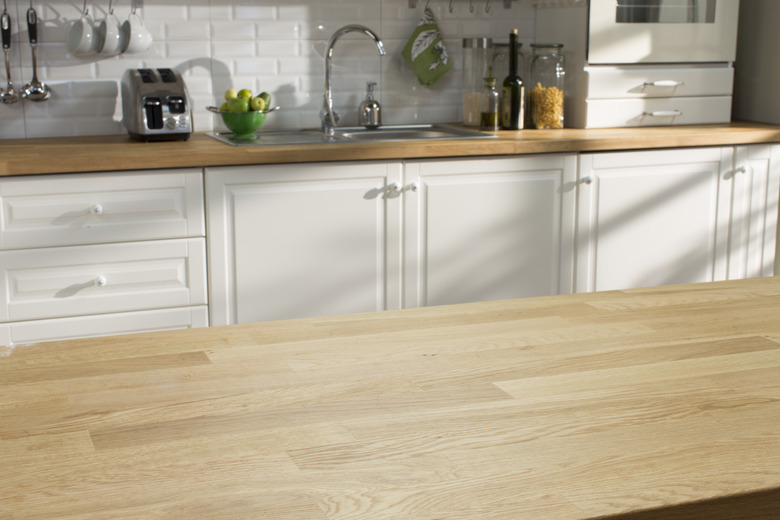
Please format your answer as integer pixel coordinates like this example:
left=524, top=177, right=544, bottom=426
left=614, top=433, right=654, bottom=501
left=403, top=155, right=577, bottom=307
left=576, top=145, right=780, bottom=292
left=207, top=155, right=578, bottom=325
left=206, top=161, right=404, bottom=326
left=0, top=169, right=208, bottom=346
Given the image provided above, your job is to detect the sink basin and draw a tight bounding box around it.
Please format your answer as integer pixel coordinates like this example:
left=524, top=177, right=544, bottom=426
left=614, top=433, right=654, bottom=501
left=207, top=123, right=496, bottom=146
left=332, top=124, right=496, bottom=142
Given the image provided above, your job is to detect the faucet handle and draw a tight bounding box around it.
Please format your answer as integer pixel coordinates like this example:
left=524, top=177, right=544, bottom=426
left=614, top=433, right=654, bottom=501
left=359, top=81, right=382, bottom=128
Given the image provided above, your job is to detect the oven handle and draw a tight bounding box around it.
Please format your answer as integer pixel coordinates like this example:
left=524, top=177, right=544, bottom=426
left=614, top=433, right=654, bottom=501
left=643, top=110, right=683, bottom=118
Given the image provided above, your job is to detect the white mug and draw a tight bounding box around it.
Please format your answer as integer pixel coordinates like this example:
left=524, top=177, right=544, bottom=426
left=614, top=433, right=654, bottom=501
left=96, top=12, right=122, bottom=56
left=66, top=12, right=96, bottom=55
left=120, top=12, right=152, bottom=54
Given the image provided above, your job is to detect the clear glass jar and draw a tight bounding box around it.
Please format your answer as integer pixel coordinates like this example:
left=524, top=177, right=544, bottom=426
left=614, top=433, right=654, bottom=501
left=480, top=75, right=500, bottom=131
left=462, top=37, right=493, bottom=127
left=529, top=43, right=565, bottom=129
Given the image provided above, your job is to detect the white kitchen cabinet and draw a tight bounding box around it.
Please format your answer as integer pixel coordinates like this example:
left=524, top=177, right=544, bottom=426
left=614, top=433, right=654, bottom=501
left=0, top=169, right=208, bottom=346
left=206, top=161, right=403, bottom=326
left=576, top=145, right=780, bottom=292
left=403, top=155, right=578, bottom=307
left=207, top=155, right=578, bottom=324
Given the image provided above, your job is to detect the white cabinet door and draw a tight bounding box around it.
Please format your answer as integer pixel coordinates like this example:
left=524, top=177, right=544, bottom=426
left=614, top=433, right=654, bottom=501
left=576, top=147, right=733, bottom=292
left=0, top=238, right=207, bottom=323
left=404, top=155, right=577, bottom=308
left=206, top=161, right=403, bottom=326
left=2, top=306, right=209, bottom=347
left=0, top=169, right=205, bottom=250
left=728, top=145, right=780, bottom=279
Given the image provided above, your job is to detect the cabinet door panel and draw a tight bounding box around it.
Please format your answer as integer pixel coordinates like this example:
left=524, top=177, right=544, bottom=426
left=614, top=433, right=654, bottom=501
left=207, top=162, right=402, bottom=325
left=577, top=148, right=732, bottom=292
left=405, top=155, right=577, bottom=307
left=729, top=145, right=780, bottom=279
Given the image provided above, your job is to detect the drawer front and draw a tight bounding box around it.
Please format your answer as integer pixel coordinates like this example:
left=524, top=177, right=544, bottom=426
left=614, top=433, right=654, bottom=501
left=586, top=66, right=734, bottom=99
left=0, top=169, right=205, bottom=250
left=0, top=238, right=207, bottom=322
left=1, top=306, right=209, bottom=347
left=584, top=96, right=732, bottom=128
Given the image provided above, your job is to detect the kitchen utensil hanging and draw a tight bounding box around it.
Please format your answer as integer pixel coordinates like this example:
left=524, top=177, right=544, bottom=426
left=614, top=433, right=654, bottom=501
left=1, top=0, right=19, bottom=104
left=408, top=0, right=512, bottom=8
left=22, top=0, right=51, bottom=101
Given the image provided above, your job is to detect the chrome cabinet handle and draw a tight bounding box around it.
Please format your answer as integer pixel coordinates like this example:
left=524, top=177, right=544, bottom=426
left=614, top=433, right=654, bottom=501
left=643, top=110, right=683, bottom=117
left=643, top=80, right=684, bottom=88
left=94, top=276, right=107, bottom=287
left=581, top=176, right=593, bottom=185
left=736, top=165, right=752, bottom=175
left=89, top=204, right=104, bottom=215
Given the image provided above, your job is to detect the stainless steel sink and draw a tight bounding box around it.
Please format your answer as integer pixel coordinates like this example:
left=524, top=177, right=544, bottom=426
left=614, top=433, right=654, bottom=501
left=332, top=124, right=496, bottom=142
left=207, top=123, right=496, bottom=146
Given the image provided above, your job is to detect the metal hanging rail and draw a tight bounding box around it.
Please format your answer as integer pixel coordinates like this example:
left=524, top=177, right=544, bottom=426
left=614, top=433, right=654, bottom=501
left=408, top=0, right=513, bottom=9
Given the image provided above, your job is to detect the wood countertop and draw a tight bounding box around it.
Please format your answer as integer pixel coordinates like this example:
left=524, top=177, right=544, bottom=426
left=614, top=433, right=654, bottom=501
left=2, top=121, right=780, bottom=177
left=2, top=277, right=780, bottom=519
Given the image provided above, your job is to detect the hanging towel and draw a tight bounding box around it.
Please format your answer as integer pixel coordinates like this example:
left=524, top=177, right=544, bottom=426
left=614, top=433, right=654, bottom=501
left=402, top=8, right=451, bottom=86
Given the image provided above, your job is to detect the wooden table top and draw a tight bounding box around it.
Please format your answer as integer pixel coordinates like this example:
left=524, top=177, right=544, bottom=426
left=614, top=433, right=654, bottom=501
left=2, top=277, right=780, bottom=519
left=2, top=121, right=780, bottom=177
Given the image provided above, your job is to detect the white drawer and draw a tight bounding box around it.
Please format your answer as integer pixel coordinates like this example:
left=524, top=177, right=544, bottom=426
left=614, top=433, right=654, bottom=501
left=583, top=96, right=733, bottom=128
left=0, top=306, right=209, bottom=347
left=0, top=169, right=204, bottom=250
left=585, top=65, right=734, bottom=99
left=0, top=238, right=207, bottom=323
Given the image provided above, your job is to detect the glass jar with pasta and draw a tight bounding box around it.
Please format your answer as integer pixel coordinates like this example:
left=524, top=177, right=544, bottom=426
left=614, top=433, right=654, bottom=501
left=529, top=43, right=565, bottom=129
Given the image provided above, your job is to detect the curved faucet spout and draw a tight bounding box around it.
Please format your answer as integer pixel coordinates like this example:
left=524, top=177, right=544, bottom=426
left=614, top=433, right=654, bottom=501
left=322, top=24, right=386, bottom=136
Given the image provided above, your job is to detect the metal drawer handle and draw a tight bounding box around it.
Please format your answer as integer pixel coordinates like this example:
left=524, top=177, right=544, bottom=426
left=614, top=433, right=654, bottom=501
left=643, top=80, right=684, bottom=88
left=643, top=110, right=682, bottom=118
left=736, top=165, right=753, bottom=175
left=581, top=176, right=593, bottom=185
left=89, top=204, right=104, bottom=215
left=94, top=276, right=107, bottom=287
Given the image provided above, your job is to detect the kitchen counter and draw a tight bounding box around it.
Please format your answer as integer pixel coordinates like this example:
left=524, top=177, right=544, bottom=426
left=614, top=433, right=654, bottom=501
left=2, top=277, right=780, bottom=519
left=2, top=121, right=780, bottom=176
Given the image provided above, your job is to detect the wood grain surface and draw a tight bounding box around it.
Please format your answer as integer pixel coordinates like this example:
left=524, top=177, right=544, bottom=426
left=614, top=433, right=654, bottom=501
left=1, top=277, right=780, bottom=519
left=1, top=122, right=780, bottom=176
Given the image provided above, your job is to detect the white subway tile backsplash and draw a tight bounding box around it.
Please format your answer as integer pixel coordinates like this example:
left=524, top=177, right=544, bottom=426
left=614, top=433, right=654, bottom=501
left=3, top=0, right=536, bottom=140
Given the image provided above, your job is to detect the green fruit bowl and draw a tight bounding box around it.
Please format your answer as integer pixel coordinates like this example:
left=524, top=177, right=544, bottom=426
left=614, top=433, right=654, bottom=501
left=207, top=106, right=280, bottom=140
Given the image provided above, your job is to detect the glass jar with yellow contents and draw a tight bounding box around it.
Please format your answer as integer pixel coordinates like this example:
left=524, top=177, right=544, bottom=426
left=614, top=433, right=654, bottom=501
left=529, top=43, right=565, bottom=129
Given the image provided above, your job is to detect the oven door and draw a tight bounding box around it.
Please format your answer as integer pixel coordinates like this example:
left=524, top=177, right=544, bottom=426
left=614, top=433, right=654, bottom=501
left=588, top=0, right=740, bottom=64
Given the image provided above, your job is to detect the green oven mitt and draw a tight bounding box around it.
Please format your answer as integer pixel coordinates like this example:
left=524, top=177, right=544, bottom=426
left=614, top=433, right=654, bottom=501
left=402, top=8, right=451, bottom=86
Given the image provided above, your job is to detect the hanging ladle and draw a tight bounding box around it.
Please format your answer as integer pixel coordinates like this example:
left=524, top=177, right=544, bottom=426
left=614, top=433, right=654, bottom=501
left=1, top=0, right=18, bottom=104
left=22, top=3, right=51, bottom=101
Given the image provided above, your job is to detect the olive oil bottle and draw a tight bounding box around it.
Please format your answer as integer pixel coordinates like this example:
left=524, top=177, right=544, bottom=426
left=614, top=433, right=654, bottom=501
left=501, top=29, right=524, bottom=130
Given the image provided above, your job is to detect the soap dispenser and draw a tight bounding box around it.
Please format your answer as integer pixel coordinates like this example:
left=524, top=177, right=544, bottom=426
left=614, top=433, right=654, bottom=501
left=359, top=81, right=381, bottom=128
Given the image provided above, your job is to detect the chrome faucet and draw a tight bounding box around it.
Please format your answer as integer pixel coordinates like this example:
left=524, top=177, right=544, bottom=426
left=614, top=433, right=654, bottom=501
left=321, top=24, right=386, bottom=136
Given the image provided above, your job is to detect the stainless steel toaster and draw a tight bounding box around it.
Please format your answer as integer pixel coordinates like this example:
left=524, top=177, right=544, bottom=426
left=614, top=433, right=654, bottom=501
left=121, top=68, right=193, bottom=141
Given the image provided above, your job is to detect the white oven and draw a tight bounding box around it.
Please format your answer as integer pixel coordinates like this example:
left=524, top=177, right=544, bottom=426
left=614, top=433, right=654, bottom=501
left=535, top=0, right=741, bottom=128
left=588, top=0, right=740, bottom=64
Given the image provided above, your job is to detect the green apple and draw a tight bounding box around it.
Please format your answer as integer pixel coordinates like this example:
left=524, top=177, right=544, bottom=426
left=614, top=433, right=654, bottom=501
left=219, top=102, right=229, bottom=111
left=224, top=88, right=237, bottom=101
left=227, top=96, right=250, bottom=112
left=250, top=96, right=266, bottom=111
left=258, top=91, right=271, bottom=107
left=237, top=88, right=253, bottom=99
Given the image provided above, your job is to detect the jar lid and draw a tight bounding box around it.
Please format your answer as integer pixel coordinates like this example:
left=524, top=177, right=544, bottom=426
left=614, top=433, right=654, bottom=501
left=463, top=37, right=493, bottom=49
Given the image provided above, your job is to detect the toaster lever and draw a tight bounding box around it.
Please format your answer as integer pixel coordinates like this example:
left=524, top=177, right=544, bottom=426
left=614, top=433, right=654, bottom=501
left=144, top=97, right=164, bottom=130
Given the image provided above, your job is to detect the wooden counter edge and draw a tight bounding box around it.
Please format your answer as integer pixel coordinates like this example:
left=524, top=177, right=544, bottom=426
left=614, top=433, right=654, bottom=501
left=2, top=121, right=780, bottom=177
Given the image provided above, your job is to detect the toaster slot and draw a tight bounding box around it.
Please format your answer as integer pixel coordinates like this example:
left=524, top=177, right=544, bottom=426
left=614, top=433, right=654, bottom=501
left=144, top=97, right=164, bottom=130
left=158, top=68, right=177, bottom=83
left=138, top=68, right=157, bottom=83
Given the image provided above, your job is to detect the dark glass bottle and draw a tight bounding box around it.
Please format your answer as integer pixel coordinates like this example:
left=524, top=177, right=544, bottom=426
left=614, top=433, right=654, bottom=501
left=501, top=28, right=524, bottom=130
